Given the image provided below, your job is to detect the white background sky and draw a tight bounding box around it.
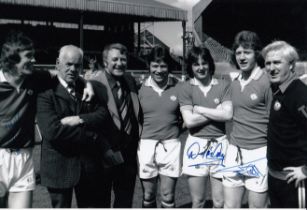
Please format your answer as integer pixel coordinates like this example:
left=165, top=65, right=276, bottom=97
left=145, top=0, right=200, bottom=55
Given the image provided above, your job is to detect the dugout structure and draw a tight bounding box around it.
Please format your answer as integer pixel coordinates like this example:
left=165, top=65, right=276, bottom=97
left=0, top=0, right=187, bottom=71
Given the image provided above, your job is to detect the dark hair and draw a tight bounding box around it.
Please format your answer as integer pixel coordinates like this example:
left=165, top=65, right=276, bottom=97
left=85, top=55, right=98, bottom=69
left=146, top=45, right=172, bottom=68
left=186, top=46, right=215, bottom=78
left=102, top=43, right=127, bottom=67
left=232, top=30, right=264, bottom=68
left=1, top=30, right=34, bottom=72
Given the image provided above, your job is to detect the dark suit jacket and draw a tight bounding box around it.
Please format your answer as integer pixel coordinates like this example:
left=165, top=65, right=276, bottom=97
left=90, top=71, right=143, bottom=154
left=36, top=77, right=109, bottom=189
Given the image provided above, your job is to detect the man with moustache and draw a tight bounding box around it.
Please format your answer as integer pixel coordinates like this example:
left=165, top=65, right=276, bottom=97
left=263, top=40, right=307, bottom=208
left=90, top=43, right=142, bottom=208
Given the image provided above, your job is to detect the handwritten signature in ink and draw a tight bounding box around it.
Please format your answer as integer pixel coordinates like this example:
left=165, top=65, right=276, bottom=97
left=187, top=142, right=225, bottom=167
left=215, top=158, right=266, bottom=177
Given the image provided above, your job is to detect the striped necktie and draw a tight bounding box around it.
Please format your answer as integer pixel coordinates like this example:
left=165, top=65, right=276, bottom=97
left=116, top=81, right=132, bottom=134
left=67, top=84, right=77, bottom=101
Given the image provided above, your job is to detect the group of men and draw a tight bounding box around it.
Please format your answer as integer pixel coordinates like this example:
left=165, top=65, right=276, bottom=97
left=0, top=31, right=141, bottom=208
left=220, top=31, right=307, bottom=208
left=0, top=29, right=306, bottom=208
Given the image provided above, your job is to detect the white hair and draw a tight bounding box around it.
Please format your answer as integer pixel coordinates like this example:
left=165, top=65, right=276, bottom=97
left=58, top=45, right=83, bottom=62
left=262, top=40, right=299, bottom=65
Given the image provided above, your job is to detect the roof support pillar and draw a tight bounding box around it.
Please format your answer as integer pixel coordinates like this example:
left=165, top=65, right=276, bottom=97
left=79, top=12, right=84, bottom=50
left=137, top=22, right=141, bottom=55
left=181, top=20, right=186, bottom=81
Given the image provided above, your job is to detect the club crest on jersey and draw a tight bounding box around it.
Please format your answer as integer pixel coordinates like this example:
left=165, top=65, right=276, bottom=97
left=250, top=93, right=258, bottom=100
left=274, top=101, right=281, bottom=111
left=27, top=89, right=33, bottom=95
left=170, top=95, right=177, bottom=101
left=214, top=98, right=220, bottom=104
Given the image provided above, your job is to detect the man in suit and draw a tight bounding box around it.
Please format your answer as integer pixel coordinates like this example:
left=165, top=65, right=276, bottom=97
left=36, top=45, right=109, bottom=208
left=90, top=43, right=142, bottom=208
left=0, top=31, right=94, bottom=208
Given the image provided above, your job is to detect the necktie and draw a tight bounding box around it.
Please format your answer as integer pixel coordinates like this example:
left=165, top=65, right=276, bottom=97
left=116, top=81, right=123, bottom=99
left=67, top=85, right=77, bottom=101
left=116, top=81, right=132, bottom=134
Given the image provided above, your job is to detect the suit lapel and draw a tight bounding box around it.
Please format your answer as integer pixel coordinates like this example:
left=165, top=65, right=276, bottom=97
left=130, top=91, right=140, bottom=121
left=124, top=76, right=139, bottom=117
left=100, top=71, right=121, bottom=130
left=74, top=80, right=85, bottom=114
left=54, top=79, right=77, bottom=114
left=124, top=75, right=142, bottom=136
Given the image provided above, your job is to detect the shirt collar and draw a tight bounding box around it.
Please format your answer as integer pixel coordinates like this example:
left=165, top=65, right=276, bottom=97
left=0, top=69, right=25, bottom=92
left=144, top=76, right=175, bottom=89
left=238, top=66, right=263, bottom=82
left=0, top=70, right=7, bottom=82
left=190, top=77, right=219, bottom=87
left=278, top=72, right=297, bottom=93
left=105, top=71, right=120, bottom=89
left=57, top=75, right=74, bottom=90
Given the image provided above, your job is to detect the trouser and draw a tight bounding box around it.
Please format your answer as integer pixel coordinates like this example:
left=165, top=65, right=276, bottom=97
left=48, top=178, right=107, bottom=208
left=268, top=173, right=306, bottom=208
left=74, top=165, right=107, bottom=208
left=101, top=158, right=137, bottom=208
left=48, top=156, right=106, bottom=208
left=48, top=188, right=72, bottom=208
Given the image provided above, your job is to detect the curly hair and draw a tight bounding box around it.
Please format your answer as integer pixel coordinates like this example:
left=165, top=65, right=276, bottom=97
left=1, top=30, right=34, bottom=72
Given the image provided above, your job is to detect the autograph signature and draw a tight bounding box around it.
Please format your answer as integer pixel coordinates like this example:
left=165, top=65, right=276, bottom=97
left=187, top=142, right=225, bottom=166
left=215, top=158, right=265, bottom=177
left=186, top=141, right=265, bottom=177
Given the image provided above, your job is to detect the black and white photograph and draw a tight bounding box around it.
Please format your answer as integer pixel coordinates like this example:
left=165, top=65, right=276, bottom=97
left=0, top=0, right=306, bottom=208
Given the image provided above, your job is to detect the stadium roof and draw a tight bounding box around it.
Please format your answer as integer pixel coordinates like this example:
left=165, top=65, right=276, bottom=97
left=192, top=0, right=212, bottom=22
left=0, top=0, right=187, bottom=22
